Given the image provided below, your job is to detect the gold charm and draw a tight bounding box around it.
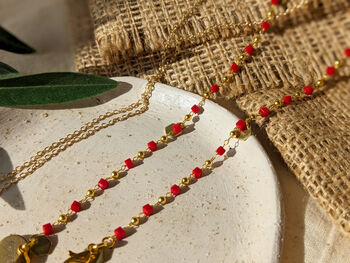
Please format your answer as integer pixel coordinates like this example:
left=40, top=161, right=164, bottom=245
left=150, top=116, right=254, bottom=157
left=0, top=235, right=27, bottom=263
left=0, top=234, right=52, bottom=263
left=64, top=244, right=104, bottom=263
left=30, top=235, right=52, bottom=256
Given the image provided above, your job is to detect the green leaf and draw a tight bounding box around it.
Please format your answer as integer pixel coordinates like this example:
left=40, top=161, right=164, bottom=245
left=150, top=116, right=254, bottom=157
left=0, top=26, right=35, bottom=54
left=0, top=72, right=119, bottom=106
left=0, top=61, right=18, bottom=74
left=0, top=61, right=20, bottom=80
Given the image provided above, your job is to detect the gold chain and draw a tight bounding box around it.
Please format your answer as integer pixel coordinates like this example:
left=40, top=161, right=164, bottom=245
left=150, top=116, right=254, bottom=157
left=0, top=0, right=205, bottom=195
left=0, top=0, right=310, bottom=195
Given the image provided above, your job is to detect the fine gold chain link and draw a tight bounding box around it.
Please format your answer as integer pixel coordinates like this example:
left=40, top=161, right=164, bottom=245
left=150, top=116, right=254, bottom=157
left=0, top=0, right=206, bottom=195
left=0, top=0, right=310, bottom=195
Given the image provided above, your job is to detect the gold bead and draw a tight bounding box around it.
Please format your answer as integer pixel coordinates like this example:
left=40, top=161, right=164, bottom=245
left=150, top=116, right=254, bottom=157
left=86, top=189, right=95, bottom=198
left=267, top=10, right=275, bottom=19
left=130, top=216, right=140, bottom=226
left=253, top=36, right=260, bottom=45
left=294, top=91, right=301, bottom=98
left=203, top=92, right=210, bottom=99
left=181, top=177, right=190, bottom=185
left=58, top=214, right=68, bottom=223
left=315, top=79, right=324, bottom=88
left=274, top=100, right=282, bottom=107
left=158, top=196, right=167, bottom=205
left=160, top=136, right=168, bottom=143
left=249, top=114, right=257, bottom=121
left=137, top=151, right=145, bottom=159
left=205, top=159, right=213, bottom=167
left=111, top=171, right=119, bottom=179
left=334, top=60, right=342, bottom=69
left=239, top=54, right=247, bottom=62
left=184, top=114, right=192, bottom=121
left=230, top=129, right=241, bottom=138
left=222, top=75, right=231, bottom=83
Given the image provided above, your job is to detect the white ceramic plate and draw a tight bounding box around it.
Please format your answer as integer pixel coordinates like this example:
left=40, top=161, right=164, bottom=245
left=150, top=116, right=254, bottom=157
left=0, top=77, right=282, bottom=263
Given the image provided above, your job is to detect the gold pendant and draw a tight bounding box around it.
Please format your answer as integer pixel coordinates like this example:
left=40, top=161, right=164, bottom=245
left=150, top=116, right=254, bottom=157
left=0, top=235, right=27, bottom=263
left=0, top=234, right=52, bottom=263
left=64, top=245, right=104, bottom=263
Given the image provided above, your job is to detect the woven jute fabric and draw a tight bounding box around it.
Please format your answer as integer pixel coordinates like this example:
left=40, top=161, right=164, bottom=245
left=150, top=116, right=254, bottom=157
left=70, top=0, right=350, bottom=239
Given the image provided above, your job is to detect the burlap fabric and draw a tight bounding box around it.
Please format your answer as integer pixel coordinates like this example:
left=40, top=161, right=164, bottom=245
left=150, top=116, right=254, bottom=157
left=70, top=0, right=350, bottom=239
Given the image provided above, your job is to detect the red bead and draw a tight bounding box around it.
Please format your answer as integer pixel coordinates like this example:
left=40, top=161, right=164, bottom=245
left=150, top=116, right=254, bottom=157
left=259, top=107, right=270, bottom=117
left=210, top=84, right=219, bottom=93
left=271, top=0, right=279, bottom=4
left=261, top=21, right=270, bottom=31
left=42, top=223, right=54, bottom=236
left=216, top=146, right=226, bottom=156
left=98, top=178, right=109, bottom=190
left=345, top=48, right=350, bottom=57
left=125, top=158, right=134, bottom=169
left=245, top=45, right=255, bottom=55
left=236, top=120, right=247, bottom=131
left=114, top=227, right=126, bottom=241
left=173, top=123, right=182, bottom=135
left=142, top=204, right=154, bottom=216
left=192, top=167, right=203, bottom=179
left=191, top=104, right=200, bottom=114
left=147, top=141, right=157, bottom=152
left=170, top=184, right=181, bottom=196
left=304, top=86, right=314, bottom=95
left=71, top=201, right=81, bottom=213
left=282, top=96, right=292, bottom=105
left=229, top=63, right=240, bottom=73
left=326, top=66, right=335, bottom=75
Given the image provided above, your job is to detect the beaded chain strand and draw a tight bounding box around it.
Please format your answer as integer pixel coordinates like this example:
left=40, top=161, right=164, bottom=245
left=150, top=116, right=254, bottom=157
left=0, top=0, right=310, bottom=196
left=4, top=0, right=346, bottom=262
left=40, top=4, right=276, bottom=239
left=60, top=1, right=350, bottom=261
left=68, top=47, right=350, bottom=262
left=14, top=2, right=280, bottom=261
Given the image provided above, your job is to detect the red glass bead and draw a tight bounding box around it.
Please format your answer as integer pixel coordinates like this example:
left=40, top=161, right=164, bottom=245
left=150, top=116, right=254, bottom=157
left=229, top=63, right=240, bottom=73
left=236, top=120, right=247, bottom=131
left=261, top=21, right=270, bottom=31
left=171, top=184, right=181, bottom=196
left=125, top=158, right=134, bottom=169
left=304, top=86, right=314, bottom=95
left=216, top=146, right=226, bottom=156
left=259, top=107, right=270, bottom=117
left=147, top=141, right=157, bottom=152
left=43, top=223, right=54, bottom=236
left=210, top=84, right=219, bottom=93
left=191, top=105, right=200, bottom=114
left=98, top=178, right=109, bottom=190
left=114, top=227, right=126, bottom=241
left=71, top=201, right=81, bottom=213
left=245, top=45, right=255, bottom=55
left=271, top=0, right=279, bottom=4
left=326, top=66, right=335, bottom=75
left=345, top=48, right=350, bottom=57
left=282, top=96, right=292, bottom=105
left=192, top=167, right=203, bottom=179
left=143, top=204, right=154, bottom=216
left=173, top=123, right=182, bottom=135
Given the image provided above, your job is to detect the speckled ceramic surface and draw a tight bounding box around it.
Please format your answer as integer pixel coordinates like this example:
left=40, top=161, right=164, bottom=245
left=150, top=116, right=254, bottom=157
left=0, top=77, right=282, bottom=262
